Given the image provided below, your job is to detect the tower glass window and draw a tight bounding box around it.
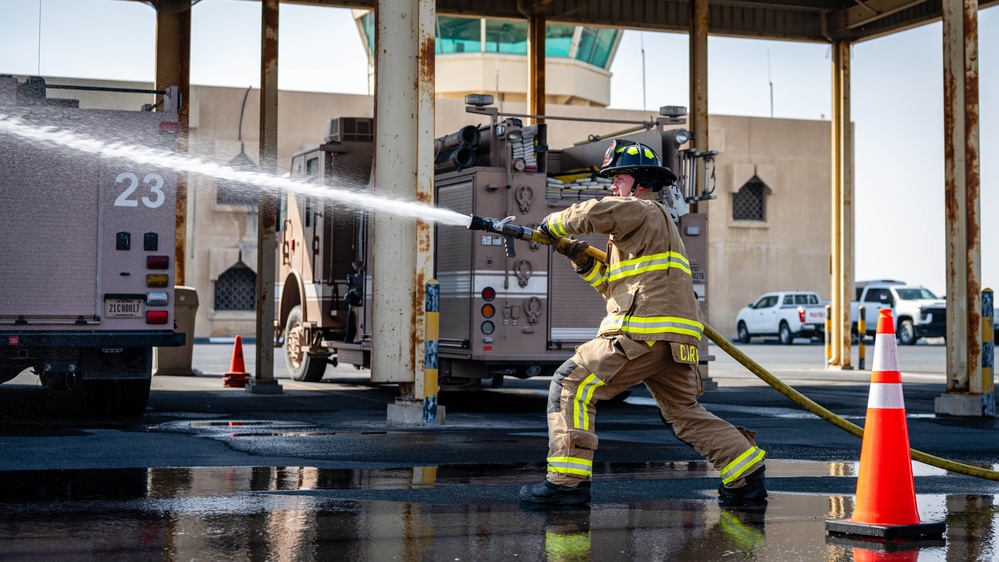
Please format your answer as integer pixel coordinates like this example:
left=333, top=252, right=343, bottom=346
left=359, top=14, right=619, bottom=70
left=485, top=20, right=528, bottom=54
left=437, top=16, right=481, bottom=54
left=575, top=28, right=618, bottom=68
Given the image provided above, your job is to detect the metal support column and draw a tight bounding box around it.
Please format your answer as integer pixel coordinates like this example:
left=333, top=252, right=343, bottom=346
left=689, top=0, right=709, bottom=190
left=153, top=1, right=190, bottom=285
left=249, top=0, right=282, bottom=394
left=688, top=0, right=715, bottom=388
left=526, top=10, right=546, bottom=122
left=936, top=0, right=983, bottom=416
left=829, top=40, right=853, bottom=370
left=375, top=0, right=437, bottom=424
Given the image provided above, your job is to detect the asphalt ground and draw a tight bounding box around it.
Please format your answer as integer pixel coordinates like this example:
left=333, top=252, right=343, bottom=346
left=1, top=340, right=998, bottom=561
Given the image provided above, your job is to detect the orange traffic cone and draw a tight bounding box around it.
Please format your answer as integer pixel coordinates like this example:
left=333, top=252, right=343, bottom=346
left=826, top=309, right=945, bottom=540
left=851, top=545, right=919, bottom=562
left=223, top=335, right=251, bottom=388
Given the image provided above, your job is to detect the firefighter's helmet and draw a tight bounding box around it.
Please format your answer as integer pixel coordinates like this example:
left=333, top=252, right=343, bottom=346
left=598, top=139, right=677, bottom=191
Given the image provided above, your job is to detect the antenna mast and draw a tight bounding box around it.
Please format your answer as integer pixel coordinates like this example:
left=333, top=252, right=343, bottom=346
left=768, top=49, right=774, bottom=118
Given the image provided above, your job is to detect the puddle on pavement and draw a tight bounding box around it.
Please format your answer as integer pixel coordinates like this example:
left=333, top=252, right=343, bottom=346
left=0, top=464, right=996, bottom=561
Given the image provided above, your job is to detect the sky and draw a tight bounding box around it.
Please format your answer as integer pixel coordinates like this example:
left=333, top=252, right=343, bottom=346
left=0, top=0, right=995, bottom=297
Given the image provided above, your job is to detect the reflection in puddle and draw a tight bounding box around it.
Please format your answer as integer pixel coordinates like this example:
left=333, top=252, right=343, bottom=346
left=0, top=465, right=995, bottom=561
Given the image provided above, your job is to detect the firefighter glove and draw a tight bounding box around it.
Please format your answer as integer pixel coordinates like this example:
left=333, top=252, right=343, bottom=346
left=557, top=238, right=593, bottom=272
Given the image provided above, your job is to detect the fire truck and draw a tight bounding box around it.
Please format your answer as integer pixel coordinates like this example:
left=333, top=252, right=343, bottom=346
left=0, top=76, right=183, bottom=415
left=276, top=97, right=715, bottom=389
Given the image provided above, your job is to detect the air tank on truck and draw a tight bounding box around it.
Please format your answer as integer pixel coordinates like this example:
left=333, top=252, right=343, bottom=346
left=275, top=96, right=716, bottom=390
left=0, top=76, right=184, bottom=416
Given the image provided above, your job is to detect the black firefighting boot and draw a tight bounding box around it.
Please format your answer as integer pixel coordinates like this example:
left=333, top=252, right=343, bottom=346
left=718, top=466, right=768, bottom=506
left=519, top=479, right=592, bottom=506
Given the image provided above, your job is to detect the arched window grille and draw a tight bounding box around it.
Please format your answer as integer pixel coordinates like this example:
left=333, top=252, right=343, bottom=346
left=214, top=262, right=256, bottom=311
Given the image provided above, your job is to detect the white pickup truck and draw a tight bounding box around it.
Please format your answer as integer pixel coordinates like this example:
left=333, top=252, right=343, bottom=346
left=850, top=280, right=946, bottom=345
left=735, top=291, right=827, bottom=345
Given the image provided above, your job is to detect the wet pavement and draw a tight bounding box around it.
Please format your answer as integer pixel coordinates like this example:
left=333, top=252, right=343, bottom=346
left=1, top=342, right=998, bottom=560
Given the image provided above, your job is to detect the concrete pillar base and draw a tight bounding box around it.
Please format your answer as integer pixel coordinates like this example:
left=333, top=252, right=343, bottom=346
left=826, top=365, right=855, bottom=371
left=935, top=393, right=988, bottom=417
left=387, top=399, right=446, bottom=426
left=701, top=377, right=718, bottom=392
left=245, top=379, right=284, bottom=395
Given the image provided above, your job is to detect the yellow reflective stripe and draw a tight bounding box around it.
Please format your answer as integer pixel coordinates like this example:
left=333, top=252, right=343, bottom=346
left=548, top=214, right=569, bottom=237
left=719, top=447, right=766, bottom=485
left=573, top=373, right=603, bottom=430
left=598, top=314, right=704, bottom=340
left=581, top=263, right=605, bottom=287
left=547, top=456, right=593, bottom=477
left=607, top=252, right=691, bottom=281
left=546, top=531, right=591, bottom=558
left=718, top=510, right=764, bottom=548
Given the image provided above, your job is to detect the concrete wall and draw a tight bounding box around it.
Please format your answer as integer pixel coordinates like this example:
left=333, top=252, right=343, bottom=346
left=708, top=115, right=833, bottom=333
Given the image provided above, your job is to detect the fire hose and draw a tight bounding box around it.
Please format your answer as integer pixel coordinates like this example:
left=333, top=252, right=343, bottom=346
left=468, top=214, right=999, bottom=482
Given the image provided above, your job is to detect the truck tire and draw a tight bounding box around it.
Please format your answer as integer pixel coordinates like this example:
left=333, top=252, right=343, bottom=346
left=737, top=322, right=751, bottom=343
left=284, top=305, right=328, bottom=382
left=779, top=322, right=794, bottom=345
left=898, top=319, right=917, bottom=346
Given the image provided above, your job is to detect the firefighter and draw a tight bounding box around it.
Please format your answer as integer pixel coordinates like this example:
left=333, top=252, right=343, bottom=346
left=519, top=139, right=767, bottom=506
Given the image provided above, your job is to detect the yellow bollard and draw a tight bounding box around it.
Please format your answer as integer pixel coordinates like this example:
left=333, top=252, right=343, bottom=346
left=984, top=289, right=994, bottom=416
left=423, top=281, right=440, bottom=424
left=858, top=305, right=866, bottom=370
left=825, top=304, right=832, bottom=368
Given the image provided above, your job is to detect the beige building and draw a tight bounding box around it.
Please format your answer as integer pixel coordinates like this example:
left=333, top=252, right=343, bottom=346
left=25, top=75, right=831, bottom=340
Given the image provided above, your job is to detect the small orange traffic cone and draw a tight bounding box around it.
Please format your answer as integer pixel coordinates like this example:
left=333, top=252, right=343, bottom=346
left=826, top=309, right=944, bottom=540
left=223, top=335, right=251, bottom=388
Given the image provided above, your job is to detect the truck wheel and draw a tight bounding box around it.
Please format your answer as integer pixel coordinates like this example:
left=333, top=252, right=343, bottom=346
left=284, top=305, right=327, bottom=382
left=737, top=322, right=751, bottom=343
left=779, top=322, right=794, bottom=345
left=898, top=319, right=917, bottom=345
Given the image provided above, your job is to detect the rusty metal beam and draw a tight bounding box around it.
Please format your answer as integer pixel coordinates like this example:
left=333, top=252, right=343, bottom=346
left=936, top=0, right=982, bottom=416
left=526, top=9, right=546, bottom=121
left=843, top=0, right=929, bottom=29
left=250, top=0, right=282, bottom=393
left=689, top=0, right=709, bottom=207
left=688, top=0, right=717, bottom=387
left=829, top=40, right=853, bottom=370
left=372, top=0, right=435, bottom=399
left=153, top=1, right=191, bottom=286
left=130, top=0, right=999, bottom=44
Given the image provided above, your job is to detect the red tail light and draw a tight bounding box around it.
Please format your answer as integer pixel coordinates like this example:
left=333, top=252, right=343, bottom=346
left=481, top=287, right=496, bottom=301
left=147, top=255, right=169, bottom=269
left=798, top=307, right=806, bottom=323
left=146, top=310, right=168, bottom=324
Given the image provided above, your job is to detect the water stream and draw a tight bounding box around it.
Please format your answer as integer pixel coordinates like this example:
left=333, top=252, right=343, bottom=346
left=0, top=114, right=473, bottom=228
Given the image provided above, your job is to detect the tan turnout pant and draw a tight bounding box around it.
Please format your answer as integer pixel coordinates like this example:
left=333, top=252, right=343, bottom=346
left=545, top=334, right=765, bottom=488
